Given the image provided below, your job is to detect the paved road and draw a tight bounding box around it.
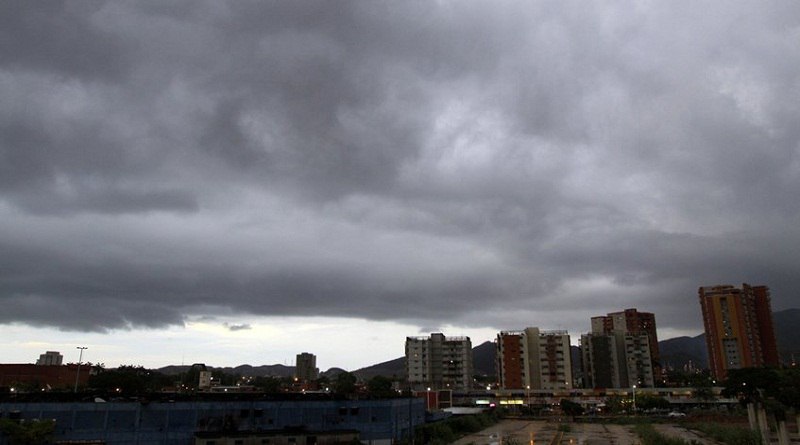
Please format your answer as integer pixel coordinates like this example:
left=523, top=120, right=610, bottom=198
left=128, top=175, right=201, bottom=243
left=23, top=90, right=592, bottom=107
left=450, top=419, right=719, bottom=445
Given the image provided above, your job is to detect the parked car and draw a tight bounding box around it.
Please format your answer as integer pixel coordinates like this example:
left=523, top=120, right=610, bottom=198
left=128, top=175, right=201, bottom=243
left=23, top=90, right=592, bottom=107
left=668, top=411, right=686, bottom=417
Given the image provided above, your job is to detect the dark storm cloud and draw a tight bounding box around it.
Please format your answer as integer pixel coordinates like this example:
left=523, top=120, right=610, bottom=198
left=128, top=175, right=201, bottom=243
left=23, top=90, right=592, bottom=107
left=1, top=1, right=799, bottom=336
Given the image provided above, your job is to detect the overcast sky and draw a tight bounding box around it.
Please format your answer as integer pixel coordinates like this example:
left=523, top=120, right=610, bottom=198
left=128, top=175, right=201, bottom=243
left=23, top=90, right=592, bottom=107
left=2, top=1, right=799, bottom=371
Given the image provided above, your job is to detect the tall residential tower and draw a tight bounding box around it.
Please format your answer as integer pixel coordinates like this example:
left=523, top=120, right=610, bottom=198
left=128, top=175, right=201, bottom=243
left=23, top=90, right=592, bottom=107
left=496, top=328, right=572, bottom=391
left=582, top=308, right=657, bottom=388
left=699, top=284, right=779, bottom=379
left=295, top=352, right=319, bottom=382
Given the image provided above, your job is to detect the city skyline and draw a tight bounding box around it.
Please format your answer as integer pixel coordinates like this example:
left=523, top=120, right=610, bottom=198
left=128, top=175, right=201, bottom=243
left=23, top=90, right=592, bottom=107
left=2, top=2, right=799, bottom=371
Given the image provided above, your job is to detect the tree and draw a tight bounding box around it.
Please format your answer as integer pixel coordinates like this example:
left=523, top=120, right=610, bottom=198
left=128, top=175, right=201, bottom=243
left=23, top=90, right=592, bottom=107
left=367, top=376, right=394, bottom=398
left=252, top=376, right=284, bottom=393
left=0, top=419, right=55, bottom=445
left=335, top=372, right=357, bottom=395
left=89, top=365, right=172, bottom=395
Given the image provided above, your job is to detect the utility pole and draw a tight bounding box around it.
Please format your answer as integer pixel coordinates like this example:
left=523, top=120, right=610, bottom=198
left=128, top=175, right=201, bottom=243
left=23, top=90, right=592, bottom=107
left=74, top=346, right=88, bottom=393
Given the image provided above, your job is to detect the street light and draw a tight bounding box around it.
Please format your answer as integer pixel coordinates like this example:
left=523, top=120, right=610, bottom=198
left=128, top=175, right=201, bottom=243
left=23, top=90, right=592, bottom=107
left=74, top=346, right=88, bottom=393
left=526, top=385, right=531, bottom=410
left=632, top=384, right=637, bottom=413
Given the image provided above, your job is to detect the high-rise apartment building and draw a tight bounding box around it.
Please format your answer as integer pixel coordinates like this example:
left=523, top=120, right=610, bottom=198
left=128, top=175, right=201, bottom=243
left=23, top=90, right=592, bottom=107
left=36, top=351, right=63, bottom=366
left=496, top=328, right=572, bottom=391
left=591, top=308, right=659, bottom=374
left=405, top=333, right=472, bottom=390
left=581, top=332, right=622, bottom=389
left=295, top=352, right=319, bottom=382
left=699, top=284, right=779, bottom=380
left=582, top=308, right=657, bottom=389
left=581, top=331, right=654, bottom=389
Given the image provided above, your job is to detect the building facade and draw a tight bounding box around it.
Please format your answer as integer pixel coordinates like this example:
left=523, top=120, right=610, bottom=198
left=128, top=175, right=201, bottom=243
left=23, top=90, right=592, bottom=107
left=581, top=333, right=623, bottom=389
left=0, top=364, right=89, bottom=390
left=0, top=398, right=424, bottom=445
left=496, top=328, right=572, bottom=391
left=295, top=353, right=319, bottom=382
left=591, top=308, right=660, bottom=377
left=699, top=283, right=780, bottom=380
left=405, top=333, right=472, bottom=390
left=36, top=351, right=63, bottom=366
left=581, top=309, right=660, bottom=388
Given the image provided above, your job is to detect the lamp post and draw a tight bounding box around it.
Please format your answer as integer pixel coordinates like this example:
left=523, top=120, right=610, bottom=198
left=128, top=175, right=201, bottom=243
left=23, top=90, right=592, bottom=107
left=74, top=346, right=88, bottom=393
left=526, top=385, right=530, bottom=410
left=632, top=384, right=637, bottom=414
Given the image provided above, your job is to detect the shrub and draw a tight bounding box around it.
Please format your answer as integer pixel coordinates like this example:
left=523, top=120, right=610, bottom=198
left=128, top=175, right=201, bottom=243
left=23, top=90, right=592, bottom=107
left=688, top=422, right=762, bottom=445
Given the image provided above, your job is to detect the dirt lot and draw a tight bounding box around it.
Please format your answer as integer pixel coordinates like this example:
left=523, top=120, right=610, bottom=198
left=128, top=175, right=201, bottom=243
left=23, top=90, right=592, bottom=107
left=450, top=419, right=717, bottom=445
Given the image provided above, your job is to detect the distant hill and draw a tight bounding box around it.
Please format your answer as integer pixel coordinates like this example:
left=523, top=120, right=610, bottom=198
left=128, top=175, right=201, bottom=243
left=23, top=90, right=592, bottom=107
left=352, top=357, right=405, bottom=380
left=659, top=335, right=708, bottom=370
left=774, top=308, right=800, bottom=363
left=472, top=341, right=496, bottom=375
left=158, top=364, right=295, bottom=378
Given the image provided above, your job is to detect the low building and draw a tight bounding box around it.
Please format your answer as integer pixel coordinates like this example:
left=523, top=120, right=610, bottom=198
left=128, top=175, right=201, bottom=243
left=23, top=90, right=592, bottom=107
left=0, top=364, right=89, bottom=391
left=0, top=398, right=425, bottom=444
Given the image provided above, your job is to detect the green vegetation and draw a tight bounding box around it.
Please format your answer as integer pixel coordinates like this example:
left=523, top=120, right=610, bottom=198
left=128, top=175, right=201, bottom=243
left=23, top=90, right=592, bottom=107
left=0, top=419, right=55, bottom=445
left=633, top=423, right=700, bottom=445
left=413, top=412, right=499, bottom=445
left=334, top=371, right=357, bottom=395
left=724, top=367, right=800, bottom=411
left=366, top=375, right=395, bottom=398
left=88, top=365, right=173, bottom=394
left=687, top=423, right=762, bottom=445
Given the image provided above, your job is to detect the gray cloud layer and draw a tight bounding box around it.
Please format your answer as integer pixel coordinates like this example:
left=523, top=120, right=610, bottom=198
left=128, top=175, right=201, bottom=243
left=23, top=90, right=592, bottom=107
left=2, top=1, right=799, bottom=335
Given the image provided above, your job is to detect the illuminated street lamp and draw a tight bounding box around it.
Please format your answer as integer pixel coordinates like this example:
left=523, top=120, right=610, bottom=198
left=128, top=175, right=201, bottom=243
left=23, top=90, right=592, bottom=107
left=526, top=385, right=530, bottom=409
left=632, top=384, right=637, bottom=413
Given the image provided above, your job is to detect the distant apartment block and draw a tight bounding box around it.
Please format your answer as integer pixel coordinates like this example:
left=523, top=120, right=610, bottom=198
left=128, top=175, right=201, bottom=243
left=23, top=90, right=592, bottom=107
left=36, top=351, right=63, bottom=366
left=295, top=352, right=319, bottom=382
left=496, top=328, right=572, bottom=391
left=581, top=333, right=622, bottom=389
left=405, top=333, right=472, bottom=390
left=581, top=331, right=653, bottom=389
left=591, top=308, right=660, bottom=376
left=699, top=283, right=779, bottom=380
